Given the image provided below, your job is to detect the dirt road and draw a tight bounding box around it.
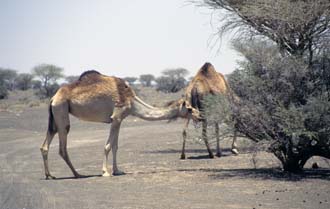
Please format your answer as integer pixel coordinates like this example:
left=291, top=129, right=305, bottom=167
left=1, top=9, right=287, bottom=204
left=0, top=107, right=329, bottom=209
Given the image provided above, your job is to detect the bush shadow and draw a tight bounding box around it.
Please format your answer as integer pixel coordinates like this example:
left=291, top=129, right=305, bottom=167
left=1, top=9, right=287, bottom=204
left=177, top=167, right=330, bottom=181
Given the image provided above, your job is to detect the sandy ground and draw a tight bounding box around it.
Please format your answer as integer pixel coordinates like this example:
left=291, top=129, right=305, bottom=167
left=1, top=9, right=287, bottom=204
left=0, top=106, right=330, bottom=209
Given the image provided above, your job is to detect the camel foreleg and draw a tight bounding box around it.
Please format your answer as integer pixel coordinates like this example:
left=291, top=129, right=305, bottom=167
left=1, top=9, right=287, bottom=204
left=102, top=138, right=112, bottom=177
left=180, top=119, right=190, bottom=159
left=231, top=128, right=239, bottom=155
left=110, top=119, right=124, bottom=175
left=102, top=107, right=126, bottom=176
left=215, top=122, right=222, bottom=157
left=102, top=120, right=123, bottom=176
left=202, top=121, right=214, bottom=158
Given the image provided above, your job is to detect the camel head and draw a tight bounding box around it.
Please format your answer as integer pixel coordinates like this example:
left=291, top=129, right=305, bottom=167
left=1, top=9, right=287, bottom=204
left=166, top=99, right=201, bottom=122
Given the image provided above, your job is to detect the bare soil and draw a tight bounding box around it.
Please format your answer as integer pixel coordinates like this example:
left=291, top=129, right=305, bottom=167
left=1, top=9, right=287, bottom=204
left=0, top=89, right=329, bottom=209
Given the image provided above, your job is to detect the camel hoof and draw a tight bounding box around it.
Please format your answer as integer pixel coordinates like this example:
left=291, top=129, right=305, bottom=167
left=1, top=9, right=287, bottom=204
left=231, top=149, right=239, bottom=155
left=102, top=172, right=111, bottom=177
left=113, top=170, right=126, bottom=176
left=180, top=154, right=186, bottom=160
left=74, top=173, right=85, bottom=178
left=209, top=154, right=214, bottom=159
left=216, top=152, right=222, bottom=158
left=45, top=175, right=56, bottom=180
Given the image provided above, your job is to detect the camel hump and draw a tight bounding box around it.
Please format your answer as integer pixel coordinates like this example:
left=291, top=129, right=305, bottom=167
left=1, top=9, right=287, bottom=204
left=200, top=62, right=213, bottom=74
left=79, top=70, right=101, bottom=81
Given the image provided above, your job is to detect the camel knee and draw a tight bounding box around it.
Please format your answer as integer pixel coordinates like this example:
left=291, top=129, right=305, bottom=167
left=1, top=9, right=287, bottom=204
left=40, top=148, right=48, bottom=158
left=110, top=115, right=122, bottom=124
left=104, top=144, right=111, bottom=154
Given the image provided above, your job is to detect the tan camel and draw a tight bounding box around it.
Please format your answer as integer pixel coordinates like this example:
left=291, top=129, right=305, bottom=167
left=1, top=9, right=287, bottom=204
left=180, top=62, right=239, bottom=159
left=40, top=70, right=200, bottom=179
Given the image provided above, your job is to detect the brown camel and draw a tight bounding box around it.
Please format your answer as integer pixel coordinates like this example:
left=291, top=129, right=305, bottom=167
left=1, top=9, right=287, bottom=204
left=180, top=62, right=238, bottom=159
left=40, top=70, right=200, bottom=179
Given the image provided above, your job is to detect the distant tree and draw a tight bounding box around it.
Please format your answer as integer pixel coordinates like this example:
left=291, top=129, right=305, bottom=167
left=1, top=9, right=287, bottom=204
left=156, top=76, right=186, bottom=93
left=65, top=75, right=79, bottom=83
left=32, top=64, right=64, bottom=97
left=123, top=77, right=138, bottom=85
left=31, top=80, right=42, bottom=90
left=156, top=68, right=189, bottom=93
left=0, top=68, right=17, bottom=99
left=0, top=68, right=17, bottom=91
left=14, top=73, right=34, bottom=90
left=139, top=74, right=155, bottom=87
left=162, top=68, right=189, bottom=79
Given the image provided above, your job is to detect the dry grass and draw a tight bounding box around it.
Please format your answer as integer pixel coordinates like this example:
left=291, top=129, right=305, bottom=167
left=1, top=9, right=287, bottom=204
left=0, top=89, right=47, bottom=113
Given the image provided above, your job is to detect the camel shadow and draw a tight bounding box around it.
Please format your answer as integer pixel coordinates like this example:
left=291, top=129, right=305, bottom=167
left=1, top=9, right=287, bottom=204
left=145, top=148, right=241, bottom=160
left=177, top=167, right=330, bottom=181
left=146, top=148, right=241, bottom=155
left=41, top=174, right=102, bottom=181
left=187, top=153, right=232, bottom=160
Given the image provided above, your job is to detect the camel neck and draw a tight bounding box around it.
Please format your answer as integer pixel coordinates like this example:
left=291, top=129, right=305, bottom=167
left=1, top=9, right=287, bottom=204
left=131, top=96, right=179, bottom=121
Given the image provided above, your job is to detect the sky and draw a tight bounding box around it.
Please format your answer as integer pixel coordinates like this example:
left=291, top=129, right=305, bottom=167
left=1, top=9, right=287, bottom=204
left=0, top=0, right=240, bottom=78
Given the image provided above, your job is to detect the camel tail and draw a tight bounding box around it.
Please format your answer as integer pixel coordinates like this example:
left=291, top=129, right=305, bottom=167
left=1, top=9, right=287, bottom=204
left=48, top=100, right=57, bottom=134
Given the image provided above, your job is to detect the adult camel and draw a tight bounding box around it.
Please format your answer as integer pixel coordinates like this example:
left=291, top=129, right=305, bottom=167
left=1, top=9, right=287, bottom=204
left=180, top=63, right=239, bottom=159
left=40, top=70, right=200, bottom=179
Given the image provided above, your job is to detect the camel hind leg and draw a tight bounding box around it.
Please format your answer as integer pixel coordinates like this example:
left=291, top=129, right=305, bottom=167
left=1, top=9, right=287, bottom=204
left=52, top=103, right=82, bottom=178
left=40, top=130, right=56, bottom=179
left=58, top=129, right=82, bottom=178
left=40, top=102, right=57, bottom=179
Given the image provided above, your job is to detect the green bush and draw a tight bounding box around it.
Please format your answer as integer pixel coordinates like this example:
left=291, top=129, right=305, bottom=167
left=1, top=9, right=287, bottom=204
left=227, top=40, right=330, bottom=172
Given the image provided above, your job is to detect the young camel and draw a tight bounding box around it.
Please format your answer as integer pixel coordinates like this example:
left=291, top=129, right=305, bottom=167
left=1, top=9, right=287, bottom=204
left=40, top=70, right=200, bottom=179
left=180, top=62, right=239, bottom=159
